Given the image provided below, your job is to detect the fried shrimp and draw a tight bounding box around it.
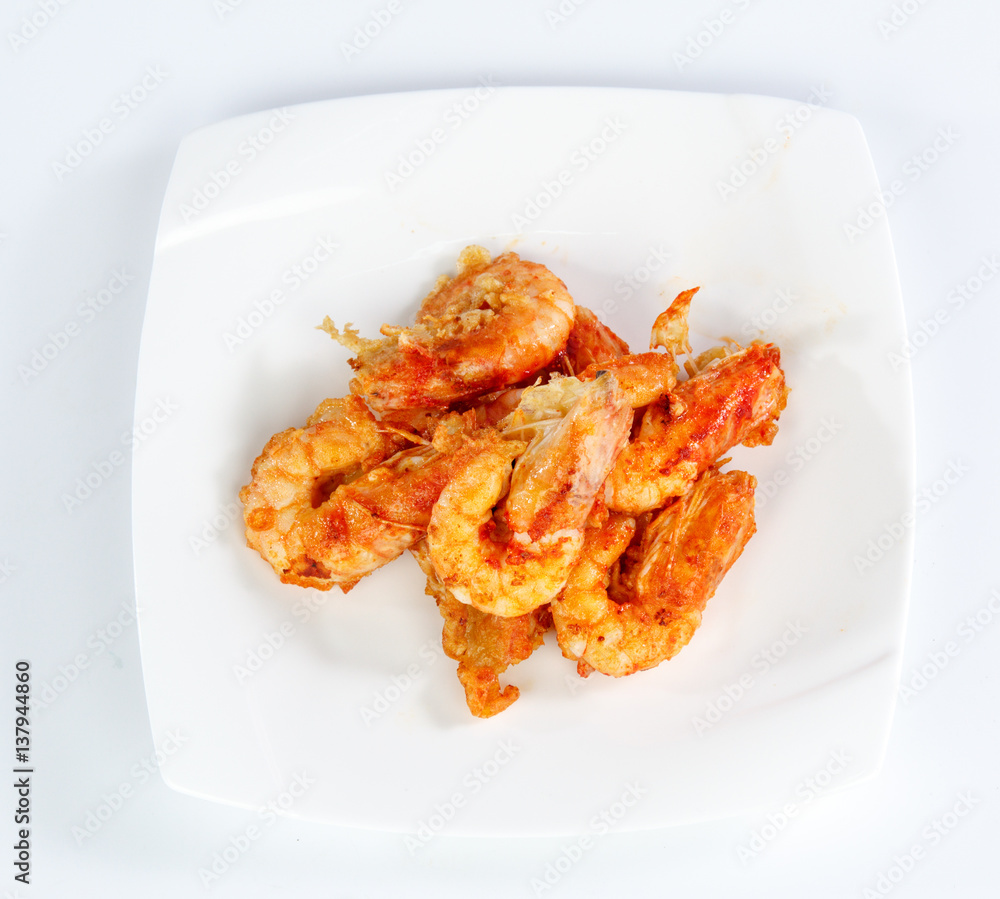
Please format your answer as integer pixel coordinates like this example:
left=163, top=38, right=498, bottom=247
left=427, top=373, right=632, bottom=617
left=573, top=288, right=697, bottom=407
left=578, top=352, right=679, bottom=408
left=650, top=286, right=697, bottom=357
left=608, top=342, right=788, bottom=514
left=468, top=387, right=525, bottom=428
left=239, top=396, right=401, bottom=589
left=241, top=405, right=489, bottom=591
left=296, top=424, right=481, bottom=590
left=551, top=468, right=757, bottom=678
left=412, top=540, right=550, bottom=717
left=322, top=246, right=575, bottom=411
left=239, top=248, right=791, bottom=718
left=563, top=305, right=630, bottom=371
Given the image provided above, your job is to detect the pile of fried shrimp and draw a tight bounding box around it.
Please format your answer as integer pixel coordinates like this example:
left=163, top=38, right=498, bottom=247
left=239, top=245, right=789, bottom=718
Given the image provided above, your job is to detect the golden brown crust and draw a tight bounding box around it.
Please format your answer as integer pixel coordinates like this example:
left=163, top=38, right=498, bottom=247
left=650, top=286, right=697, bottom=356
left=323, top=248, right=576, bottom=411
left=564, top=305, right=630, bottom=372
left=578, top=351, right=678, bottom=409
left=552, top=468, right=757, bottom=677
left=412, top=540, right=550, bottom=717
left=241, top=263, right=790, bottom=716
left=608, top=342, right=787, bottom=514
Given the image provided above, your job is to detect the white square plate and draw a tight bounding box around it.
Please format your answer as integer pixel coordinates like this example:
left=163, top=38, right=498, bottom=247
left=134, top=87, right=913, bottom=833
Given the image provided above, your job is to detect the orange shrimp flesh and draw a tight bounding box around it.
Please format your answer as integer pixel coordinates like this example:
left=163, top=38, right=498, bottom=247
left=239, top=396, right=401, bottom=589
left=411, top=539, right=551, bottom=718
left=322, top=246, right=575, bottom=411
left=552, top=467, right=757, bottom=678
left=426, top=373, right=632, bottom=617
left=608, top=342, right=788, bottom=515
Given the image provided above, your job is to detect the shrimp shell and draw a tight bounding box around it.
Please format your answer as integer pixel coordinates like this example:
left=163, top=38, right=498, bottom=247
left=427, top=373, right=631, bottom=618
left=552, top=467, right=757, bottom=678
left=239, top=396, right=401, bottom=590
left=411, top=539, right=550, bottom=718
left=608, top=342, right=788, bottom=514
left=563, top=305, right=630, bottom=372
left=241, top=400, right=486, bottom=591
left=322, top=246, right=575, bottom=411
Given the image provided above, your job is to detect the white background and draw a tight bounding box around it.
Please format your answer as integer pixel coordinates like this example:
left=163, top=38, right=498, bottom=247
left=2, top=0, right=998, bottom=896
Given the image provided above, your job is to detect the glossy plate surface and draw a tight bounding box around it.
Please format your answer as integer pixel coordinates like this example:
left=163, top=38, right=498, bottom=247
left=134, top=87, right=913, bottom=833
